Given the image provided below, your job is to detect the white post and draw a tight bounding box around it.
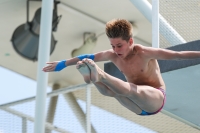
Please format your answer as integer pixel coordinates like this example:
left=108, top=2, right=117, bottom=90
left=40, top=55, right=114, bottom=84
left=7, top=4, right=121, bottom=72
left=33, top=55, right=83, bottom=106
left=63, top=93, right=89, bottom=132
left=22, top=117, right=27, bottom=133
left=129, top=0, right=186, bottom=45
left=152, top=0, right=159, bottom=48
left=46, top=84, right=60, bottom=133
left=86, top=85, right=91, bottom=133
left=63, top=90, right=96, bottom=133
left=34, top=0, right=54, bottom=133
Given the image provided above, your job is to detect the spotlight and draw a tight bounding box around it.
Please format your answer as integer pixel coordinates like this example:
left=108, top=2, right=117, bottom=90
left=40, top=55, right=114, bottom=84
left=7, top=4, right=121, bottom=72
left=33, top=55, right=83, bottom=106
left=11, top=0, right=61, bottom=61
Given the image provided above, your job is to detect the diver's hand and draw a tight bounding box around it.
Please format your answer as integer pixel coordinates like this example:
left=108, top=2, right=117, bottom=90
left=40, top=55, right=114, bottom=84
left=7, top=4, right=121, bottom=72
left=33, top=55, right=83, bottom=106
left=42, top=60, right=66, bottom=72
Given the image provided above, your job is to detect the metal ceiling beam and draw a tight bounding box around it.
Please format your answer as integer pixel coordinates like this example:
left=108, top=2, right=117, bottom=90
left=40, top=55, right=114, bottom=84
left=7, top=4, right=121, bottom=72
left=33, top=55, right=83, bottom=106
left=59, top=2, right=152, bottom=47
left=59, top=2, right=105, bottom=27
left=130, top=0, right=186, bottom=46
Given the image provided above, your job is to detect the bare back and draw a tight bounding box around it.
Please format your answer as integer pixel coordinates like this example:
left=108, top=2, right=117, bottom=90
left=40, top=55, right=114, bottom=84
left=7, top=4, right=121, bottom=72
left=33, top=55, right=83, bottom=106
left=110, top=44, right=166, bottom=90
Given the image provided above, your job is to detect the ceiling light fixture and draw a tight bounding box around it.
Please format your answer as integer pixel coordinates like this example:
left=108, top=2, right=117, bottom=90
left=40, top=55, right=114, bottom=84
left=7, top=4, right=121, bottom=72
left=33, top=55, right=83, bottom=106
left=11, top=0, right=61, bottom=61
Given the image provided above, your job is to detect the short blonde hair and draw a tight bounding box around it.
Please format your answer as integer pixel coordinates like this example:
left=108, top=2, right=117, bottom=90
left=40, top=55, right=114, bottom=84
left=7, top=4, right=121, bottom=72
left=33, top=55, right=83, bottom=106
left=105, top=19, right=133, bottom=42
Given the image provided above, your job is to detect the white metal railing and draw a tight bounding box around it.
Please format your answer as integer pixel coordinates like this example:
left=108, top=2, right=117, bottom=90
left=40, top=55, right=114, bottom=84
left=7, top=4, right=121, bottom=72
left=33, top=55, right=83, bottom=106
left=0, top=83, right=95, bottom=133
left=2, top=107, right=70, bottom=133
left=0, top=84, right=92, bottom=108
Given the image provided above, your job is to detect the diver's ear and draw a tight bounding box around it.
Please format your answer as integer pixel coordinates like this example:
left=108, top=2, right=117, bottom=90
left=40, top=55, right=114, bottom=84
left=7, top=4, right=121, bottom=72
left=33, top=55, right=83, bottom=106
left=129, top=38, right=134, bottom=45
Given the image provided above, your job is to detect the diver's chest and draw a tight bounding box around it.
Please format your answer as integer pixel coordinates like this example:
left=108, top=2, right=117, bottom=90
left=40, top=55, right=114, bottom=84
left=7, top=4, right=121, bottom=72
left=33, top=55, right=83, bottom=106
left=117, top=59, right=148, bottom=75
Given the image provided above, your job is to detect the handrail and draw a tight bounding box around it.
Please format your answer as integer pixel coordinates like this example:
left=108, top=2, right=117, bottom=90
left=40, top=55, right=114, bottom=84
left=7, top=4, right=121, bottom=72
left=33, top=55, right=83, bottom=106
left=0, top=83, right=93, bottom=108
left=2, top=107, right=70, bottom=133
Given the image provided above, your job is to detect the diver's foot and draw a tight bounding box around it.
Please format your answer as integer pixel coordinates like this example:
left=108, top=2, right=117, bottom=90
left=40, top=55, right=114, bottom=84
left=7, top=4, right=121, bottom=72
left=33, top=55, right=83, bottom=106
left=76, top=61, right=91, bottom=84
left=82, top=59, right=104, bottom=82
